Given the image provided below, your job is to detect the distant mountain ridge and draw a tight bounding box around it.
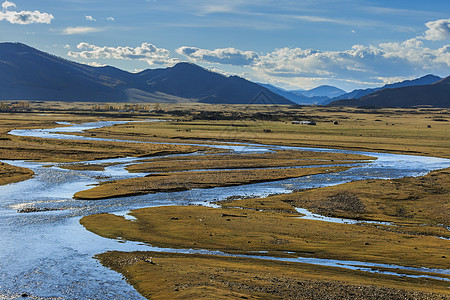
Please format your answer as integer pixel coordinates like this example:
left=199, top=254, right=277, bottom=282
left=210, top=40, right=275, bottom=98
left=301, top=85, right=346, bottom=98
left=328, top=75, right=450, bottom=108
left=259, top=84, right=345, bottom=105
left=0, top=42, right=293, bottom=104
left=326, top=74, right=442, bottom=104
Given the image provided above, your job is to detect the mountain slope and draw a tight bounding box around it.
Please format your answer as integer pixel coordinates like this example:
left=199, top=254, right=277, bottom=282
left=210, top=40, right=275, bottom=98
left=0, top=42, right=293, bottom=104
left=259, top=84, right=319, bottom=105
left=328, top=75, right=450, bottom=108
left=0, top=42, right=128, bottom=101
left=327, top=75, right=442, bottom=104
left=259, top=84, right=338, bottom=105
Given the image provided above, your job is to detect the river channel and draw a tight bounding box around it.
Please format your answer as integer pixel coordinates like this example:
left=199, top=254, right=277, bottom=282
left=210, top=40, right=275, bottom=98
left=1, top=120, right=449, bottom=299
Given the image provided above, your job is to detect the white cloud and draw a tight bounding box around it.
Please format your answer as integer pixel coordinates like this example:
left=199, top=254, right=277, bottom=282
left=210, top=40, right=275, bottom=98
left=176, top=46, right=258, bottom=66
left=2, top=1, right=15, bottom=10
left=68, top=42, right=178, bottom=65
left=85, top=15, right=96, bottom=22
left=106, top=17, right=115, bottom=22
left=0, top=1, right=54, bottom=24
left=63, top=26, right=103, bottom=35
left=253, top=40, right=450, bottom=84
left=421, top=19, right=450, bottom=41
left=175, top=19, right=450, bottom=88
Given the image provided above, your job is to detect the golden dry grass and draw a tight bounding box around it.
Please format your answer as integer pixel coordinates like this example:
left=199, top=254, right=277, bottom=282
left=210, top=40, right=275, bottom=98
left=74, top=166, right=350, bottom=199
left=0, top=162, right=34, bottom=185
left=77, top=105, right=450, bottom=158
left=97, top=251, right=450, bottom=299
left=126, top=150, right=372, bottom=173
left=228, top=167, right=450, bottom=237
left=81, top=204, right=450, bottom=270
left=0, top=113, right=209, bottom=162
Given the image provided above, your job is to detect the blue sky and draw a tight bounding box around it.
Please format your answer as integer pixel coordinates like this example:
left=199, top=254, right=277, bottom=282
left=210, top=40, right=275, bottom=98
left=1, top=0, right=449, bottom=91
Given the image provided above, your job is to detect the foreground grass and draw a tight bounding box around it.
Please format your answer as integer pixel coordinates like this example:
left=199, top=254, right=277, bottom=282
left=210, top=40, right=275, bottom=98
left=81, top=205, right=449, bottom=270
left=0, top=162, right=34, bottom=185
left=97, top=251, right=449, bottom=300
left=81, top=167, right=450, bottom=299
left=2, top=105, right=449, bottom=298
left=225, top=167, right=450, bottom=238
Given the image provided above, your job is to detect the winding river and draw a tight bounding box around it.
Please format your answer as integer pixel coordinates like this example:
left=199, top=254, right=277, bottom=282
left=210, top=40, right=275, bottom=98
left=1, top=120, right=449, bottom=298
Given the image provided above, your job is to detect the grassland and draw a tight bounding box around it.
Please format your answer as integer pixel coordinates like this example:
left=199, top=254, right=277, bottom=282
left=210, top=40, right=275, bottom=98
left=74, top=166, right=351, bottom=200
left=0, top=113, right=210, bottom=163
left=0, top=162, right=34, bottom=185
left=72, top=104, right=450, bottom=159
left=81, top=168, right=450, bottom=298
left=126, top=150, right=372, bottom=173
left=2, top=103, right=449, bottom=299
left=97, top=251, right=449, bottom=300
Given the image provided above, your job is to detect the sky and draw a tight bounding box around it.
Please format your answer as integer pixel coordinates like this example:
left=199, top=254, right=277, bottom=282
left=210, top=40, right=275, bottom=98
left=0, top=0, right=449, bottom=91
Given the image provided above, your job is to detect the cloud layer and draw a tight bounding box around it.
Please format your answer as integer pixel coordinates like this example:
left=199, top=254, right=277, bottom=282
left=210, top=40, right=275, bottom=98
left=68, top=42, right=178, bottom=65
left=422, top=19, right=450, bottom=41
left=0, top=1, right=53, bottom=24
left=66, top=19, right=449, bottom=88
left=176, top=46, right=258, bottom=66
left=175, top=19, right=450, bottom=86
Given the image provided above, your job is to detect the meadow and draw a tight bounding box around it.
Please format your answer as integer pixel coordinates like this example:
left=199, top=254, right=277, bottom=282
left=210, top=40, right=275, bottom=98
left=1, top=102, right=449, bottom=299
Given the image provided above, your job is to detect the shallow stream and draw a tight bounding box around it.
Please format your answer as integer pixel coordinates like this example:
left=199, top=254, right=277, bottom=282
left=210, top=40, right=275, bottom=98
left=1, top=120, right=449, bottom=298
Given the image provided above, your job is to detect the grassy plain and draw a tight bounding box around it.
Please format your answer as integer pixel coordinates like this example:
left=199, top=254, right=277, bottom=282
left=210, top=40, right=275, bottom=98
left=126, top=150, right=372, bottom=173
left=97, top=251, right=449, bottom=300
left=81, top=168, right=450, bottom=298
left=74, top=166, right=350, bottom=200
left=75, top=104, right=450, bottom=158
left=1, top=102, right=449, bottom=299
left=0, top=113, right=209, bottom=162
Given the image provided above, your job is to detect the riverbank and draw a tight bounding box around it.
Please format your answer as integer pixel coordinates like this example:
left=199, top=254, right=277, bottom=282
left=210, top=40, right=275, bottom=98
left=74, top=166, right=351, bottom=200
left=0, top=162, right=34, bottom=185
left=96, top=251, right=449, bottom=299
left=81, top=168, right=450, bottom=298
left=69, top=105, right=450, bottom=159
left=1, top=107, right=449, bottom=299
left=0, top=113, right=210, bottom=163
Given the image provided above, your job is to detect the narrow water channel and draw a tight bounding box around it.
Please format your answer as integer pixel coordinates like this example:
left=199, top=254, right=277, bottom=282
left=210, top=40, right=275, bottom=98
left=1, top=120, right=449, bottom=298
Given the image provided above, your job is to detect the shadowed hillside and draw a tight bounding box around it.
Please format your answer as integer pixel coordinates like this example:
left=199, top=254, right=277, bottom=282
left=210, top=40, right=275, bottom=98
left=0, top=43, right=293, bottom=104
left=328, top=75, right=450, bottom=108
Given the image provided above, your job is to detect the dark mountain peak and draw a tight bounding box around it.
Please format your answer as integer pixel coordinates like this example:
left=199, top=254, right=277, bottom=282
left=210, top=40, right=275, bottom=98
left=391, top=74, right=442, bottom=87
left=0, top=42, right=33, bottom=51
left=421, top=74, right=441, bottom=80
left=0, top=42, right=292, bottom=104
left=170, top=62, right=208, bottom=72
left=172, top=61, right=199, bottom=68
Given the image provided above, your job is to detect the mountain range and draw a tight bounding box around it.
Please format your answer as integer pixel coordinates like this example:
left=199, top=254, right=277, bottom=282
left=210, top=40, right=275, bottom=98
left=0, top=42, right=293, bottom=105
left=328, top=76, right=450, bottom=108
left=264, top=74, right=449, bottom=108
left=259, top=84, right=346, bottom=105
left=325, top=74, right=442, bottom=104
left=1, top=42, right=448, bottom=108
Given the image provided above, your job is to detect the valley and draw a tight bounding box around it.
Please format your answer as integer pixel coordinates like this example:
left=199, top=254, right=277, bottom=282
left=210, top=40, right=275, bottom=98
left=0, top=104, right=449, bottom=299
